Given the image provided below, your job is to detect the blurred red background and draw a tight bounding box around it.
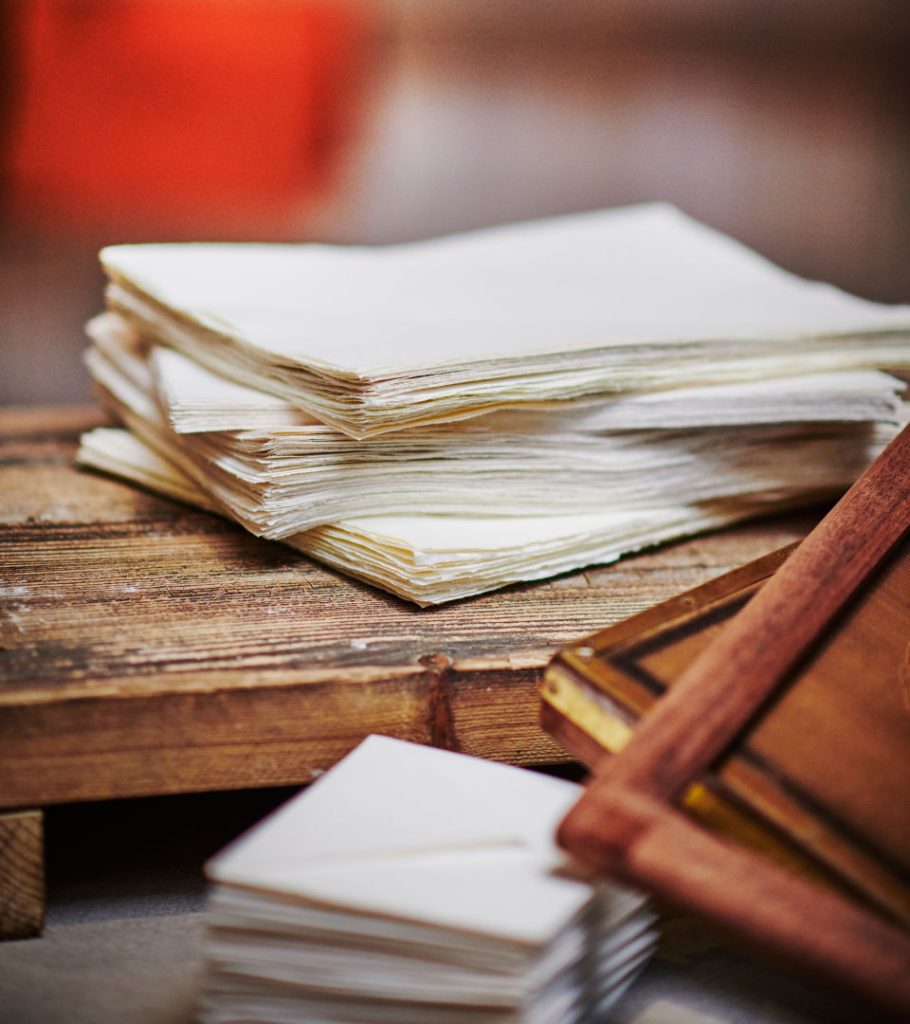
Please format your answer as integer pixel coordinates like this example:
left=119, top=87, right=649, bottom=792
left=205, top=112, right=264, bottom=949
left=1, top=0, right=909, bottom=405
left=7, top=0, right=369, bottom=235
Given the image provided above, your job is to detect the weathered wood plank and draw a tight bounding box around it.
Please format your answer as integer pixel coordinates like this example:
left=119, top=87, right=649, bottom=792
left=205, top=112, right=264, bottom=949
left=0, top=406, right=817, bottom=808
left=0, top=810, right=44, bottom=939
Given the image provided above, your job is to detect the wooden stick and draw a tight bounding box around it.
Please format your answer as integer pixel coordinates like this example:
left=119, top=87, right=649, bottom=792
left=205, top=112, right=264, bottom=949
left=583, top=420, right=910, bottom=800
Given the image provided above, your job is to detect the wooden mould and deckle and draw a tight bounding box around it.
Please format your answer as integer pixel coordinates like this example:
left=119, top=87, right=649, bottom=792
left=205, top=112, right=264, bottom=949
left=543, top=422, right=910, bottom=1016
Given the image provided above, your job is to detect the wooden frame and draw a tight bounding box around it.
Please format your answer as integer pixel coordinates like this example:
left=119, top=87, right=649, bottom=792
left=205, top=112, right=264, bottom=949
left=554, top=422, right=910, bottom=1017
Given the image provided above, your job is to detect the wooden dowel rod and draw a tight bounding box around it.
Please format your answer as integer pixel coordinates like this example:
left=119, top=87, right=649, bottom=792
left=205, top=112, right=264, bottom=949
left=588, top=420, right=910, bottom=800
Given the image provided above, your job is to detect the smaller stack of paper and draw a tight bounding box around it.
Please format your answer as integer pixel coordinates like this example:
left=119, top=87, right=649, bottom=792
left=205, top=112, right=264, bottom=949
left=200, top=736, right=656, bottom=1024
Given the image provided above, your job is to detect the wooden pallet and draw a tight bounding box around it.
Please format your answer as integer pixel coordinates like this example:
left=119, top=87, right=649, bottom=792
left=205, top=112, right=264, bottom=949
left=0, top=405, right=817, bottom=935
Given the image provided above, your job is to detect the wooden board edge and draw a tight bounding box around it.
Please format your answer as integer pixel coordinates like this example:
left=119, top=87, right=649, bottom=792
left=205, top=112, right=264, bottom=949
left=0, top=662, right=565, bottom=808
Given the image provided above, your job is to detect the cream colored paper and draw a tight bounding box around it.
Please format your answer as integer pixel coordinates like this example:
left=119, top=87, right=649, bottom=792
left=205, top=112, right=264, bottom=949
left=198, top=736, right=656, bottom=1022
left=207, top=736, right=591, bottom=941
left=77, top=425, right=808, bottom=604
left=141, top=320, right=904, bottom=435
left=99, top=204, right=910, bottom=437
left=84, top=311, right=902, bottom=538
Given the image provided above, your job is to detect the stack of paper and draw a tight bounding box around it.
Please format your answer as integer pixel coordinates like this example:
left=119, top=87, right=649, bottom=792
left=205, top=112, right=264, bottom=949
left=77, top=204, right=910, bottom=604
left=78, top=424, right=789, bottom=604
left=77, top=334, right=898, bottom=603
left=200, top=735, right=657, bottom=1023
left=82, top=311, right=902, bottom=537
left=100, top=203, right=910, bottom=438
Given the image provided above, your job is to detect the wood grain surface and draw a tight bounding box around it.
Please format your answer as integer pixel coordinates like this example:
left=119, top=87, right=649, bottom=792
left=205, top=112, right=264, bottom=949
left=0, top=810, right=44, bottom=939
left=544, top=535, right=910, bottom=926
left=551, top=426, right=910, bottom=1017
left=560, top=784, right=910, bottom=1019
left=0, top=405, right=817, bottom=809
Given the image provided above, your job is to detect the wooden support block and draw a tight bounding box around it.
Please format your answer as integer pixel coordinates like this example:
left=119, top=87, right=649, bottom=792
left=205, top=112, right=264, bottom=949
left=0, top=809, right=44, bottom=939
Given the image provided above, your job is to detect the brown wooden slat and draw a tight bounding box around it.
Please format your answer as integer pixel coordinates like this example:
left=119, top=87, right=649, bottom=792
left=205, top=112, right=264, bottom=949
left=0, top=405, right=816, bottom=808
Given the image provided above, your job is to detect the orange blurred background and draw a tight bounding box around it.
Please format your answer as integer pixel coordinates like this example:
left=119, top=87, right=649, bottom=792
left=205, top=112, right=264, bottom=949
left=2, top=0, right=910, bottom=404
left=8, top=0, right=369, bottom=236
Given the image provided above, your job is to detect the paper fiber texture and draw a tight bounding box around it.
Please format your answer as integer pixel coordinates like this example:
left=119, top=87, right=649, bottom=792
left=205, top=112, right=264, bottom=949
left=199, top=736, right=656, bottom=1022
left=100, top=203, right=910, bottom=437
left=84, top=311, right=902, bottom=538
left=76, top=425, right=827, bottom=605
left=142, top=320, right=904, bottom=435
left=77, top=329, right=898, bottom=604
left=207, top=735, right=590, bottom=942
left=80, top=204, right=910, bottom=603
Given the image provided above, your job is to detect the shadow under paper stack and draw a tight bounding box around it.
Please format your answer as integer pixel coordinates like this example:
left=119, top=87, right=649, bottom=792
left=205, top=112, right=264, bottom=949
left=77, top=204, right=910, bottom=604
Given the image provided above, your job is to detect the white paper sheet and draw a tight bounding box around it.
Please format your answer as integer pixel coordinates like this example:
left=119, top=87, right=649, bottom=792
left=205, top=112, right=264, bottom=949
left=200, top=736, right=655, bottom=1021
left=76, top=425, right=807, bottom=604
left=209, top=738, right=592, bottom=946
left=99, top=204, right=910, bottom=436
left=83, top=311, right=902, bottom=538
